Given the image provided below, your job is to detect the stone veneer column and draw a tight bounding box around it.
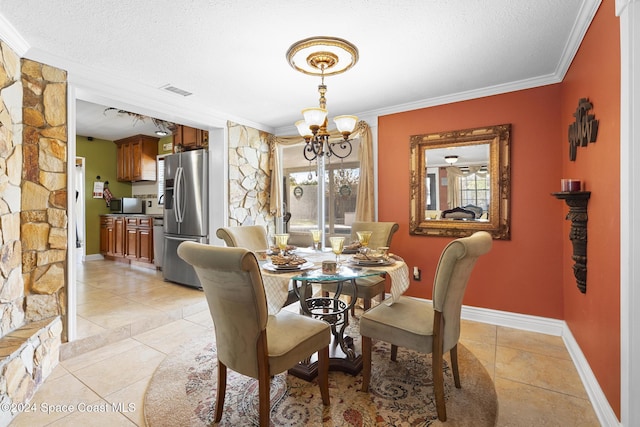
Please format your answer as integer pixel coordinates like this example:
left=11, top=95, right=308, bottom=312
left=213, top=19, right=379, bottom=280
left=20, top=59, right=68, bottom=328
left=0, top=40, right=64, bottom=426
left=0, top=41, right=24, bottom=337
left=227, top=121, right=274, bottom=234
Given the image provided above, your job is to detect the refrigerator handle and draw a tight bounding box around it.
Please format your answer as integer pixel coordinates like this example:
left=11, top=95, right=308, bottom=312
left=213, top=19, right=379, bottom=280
left=175, top=166, right=184, bottom=223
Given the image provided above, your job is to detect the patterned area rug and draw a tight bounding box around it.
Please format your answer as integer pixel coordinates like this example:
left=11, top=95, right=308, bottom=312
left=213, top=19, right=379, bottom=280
left=144, top=319, right=497, bottom=426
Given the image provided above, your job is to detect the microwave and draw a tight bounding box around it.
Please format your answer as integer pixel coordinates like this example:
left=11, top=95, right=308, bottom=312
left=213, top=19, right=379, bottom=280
left=110, top=198, right=144, bottom=214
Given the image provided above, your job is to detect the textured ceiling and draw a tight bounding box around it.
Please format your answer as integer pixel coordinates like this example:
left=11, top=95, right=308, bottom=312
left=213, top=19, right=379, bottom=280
left=0, top=0, right=599, bottom=140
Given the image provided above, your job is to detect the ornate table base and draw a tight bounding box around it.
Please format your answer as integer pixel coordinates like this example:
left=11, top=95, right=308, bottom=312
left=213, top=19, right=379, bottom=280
left=288, top=279, right=363, bottom=380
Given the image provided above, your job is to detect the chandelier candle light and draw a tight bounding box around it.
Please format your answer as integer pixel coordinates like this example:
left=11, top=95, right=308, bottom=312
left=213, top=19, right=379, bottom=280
left=286, top=36, right=359, bottom=161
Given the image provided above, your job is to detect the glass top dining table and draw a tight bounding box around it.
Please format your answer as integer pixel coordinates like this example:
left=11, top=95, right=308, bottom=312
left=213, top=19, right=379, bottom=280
left=259, top=248, right=410, bottom=315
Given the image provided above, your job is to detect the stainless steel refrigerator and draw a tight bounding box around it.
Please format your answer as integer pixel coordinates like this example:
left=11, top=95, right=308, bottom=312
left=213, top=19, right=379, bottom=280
left=163, top=149, right=208, bottom=288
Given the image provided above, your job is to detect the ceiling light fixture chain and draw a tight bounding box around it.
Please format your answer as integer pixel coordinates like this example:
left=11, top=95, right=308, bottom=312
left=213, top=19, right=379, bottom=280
left=287, top=36, right=359, bottom=162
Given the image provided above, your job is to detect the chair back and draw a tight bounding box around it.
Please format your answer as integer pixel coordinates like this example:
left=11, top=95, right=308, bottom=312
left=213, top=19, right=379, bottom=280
left=432, top=231, right=492, bottom=352
left=177, top=242, right=268, bottom=378
left=350, top=221, right=399, bottom=249
left=441, top=207, right=476, bottom=219
left=216, top=225, right=269, bottom=251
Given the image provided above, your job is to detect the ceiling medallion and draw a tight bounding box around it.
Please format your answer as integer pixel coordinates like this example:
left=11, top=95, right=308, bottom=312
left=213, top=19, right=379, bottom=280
left=286, top=36, right=358, bottom=77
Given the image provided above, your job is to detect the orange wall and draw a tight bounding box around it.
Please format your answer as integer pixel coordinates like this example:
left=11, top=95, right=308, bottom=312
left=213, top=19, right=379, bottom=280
left=379, top=84, right=565, bottom=319
left=378, top=0, right=621, bottom=417
left=560, top=0, right=620, bottom=417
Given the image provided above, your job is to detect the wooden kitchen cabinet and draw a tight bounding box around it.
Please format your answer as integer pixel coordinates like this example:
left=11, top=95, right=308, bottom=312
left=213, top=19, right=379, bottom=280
left=173, top=125, right=208, bottom=151
left=114, top=134, right=159, bottom=182
left=113, top=216, right=126, bottom=256
left=125, top=217, right=139, bottom=260
left=100, top=215, right=154, bottom=267
left=137, top=217, right=154, bottom=263
left=124, top=217, right=153, bottom=263
left=99, top=216, right=114, bottom=254
left=100, top=215, right=125, bottom=257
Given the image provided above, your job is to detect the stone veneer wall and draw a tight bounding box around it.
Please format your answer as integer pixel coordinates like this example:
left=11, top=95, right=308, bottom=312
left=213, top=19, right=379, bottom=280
left=0, top=41, right=64, bottom=426
left=20, top=58, right=68, bottom=325
left=0, top=42, right=24, bottom=338
left=227, top=121, right=274, bottom=234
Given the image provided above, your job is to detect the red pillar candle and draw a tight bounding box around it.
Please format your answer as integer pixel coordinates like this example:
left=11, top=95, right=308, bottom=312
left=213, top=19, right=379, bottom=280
left=561, top=179, right=582, bottom=192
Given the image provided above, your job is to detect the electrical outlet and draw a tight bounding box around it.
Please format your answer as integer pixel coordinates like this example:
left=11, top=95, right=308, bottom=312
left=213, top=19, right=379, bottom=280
left=413, top=266, right=421, bottom=281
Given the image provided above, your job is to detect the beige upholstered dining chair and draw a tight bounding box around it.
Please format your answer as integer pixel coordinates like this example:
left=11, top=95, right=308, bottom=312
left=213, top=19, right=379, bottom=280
left=216, top=225, right=299, bottom=306
left=360, top=231, right=492, bottom=421
left=216, top=225, right=269, bottom=251
left=177, top=242, right=331, bottom=426
left=324, top=221, right=399, bottom=313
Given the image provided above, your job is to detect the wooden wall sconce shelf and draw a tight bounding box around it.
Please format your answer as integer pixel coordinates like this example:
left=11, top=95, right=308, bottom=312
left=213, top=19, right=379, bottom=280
left=552, top=191, right=590, bottom=293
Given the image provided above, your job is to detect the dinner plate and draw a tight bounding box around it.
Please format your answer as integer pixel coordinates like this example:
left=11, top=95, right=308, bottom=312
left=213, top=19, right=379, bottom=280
left=342, top=248, right=360, bottom=254
left=349, top=258, right=395, bottom=267
left=262, top=261, right=314, bottom=272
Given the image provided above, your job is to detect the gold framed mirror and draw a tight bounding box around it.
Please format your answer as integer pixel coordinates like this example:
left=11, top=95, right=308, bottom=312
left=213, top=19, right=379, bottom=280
left=409, top=124, right=511, bottom=240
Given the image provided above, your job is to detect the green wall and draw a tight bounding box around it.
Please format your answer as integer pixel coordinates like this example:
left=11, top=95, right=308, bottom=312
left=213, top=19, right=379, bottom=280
left=158, top=134, right=173, bottom=154
left=76, top=136, right=132, bottom=255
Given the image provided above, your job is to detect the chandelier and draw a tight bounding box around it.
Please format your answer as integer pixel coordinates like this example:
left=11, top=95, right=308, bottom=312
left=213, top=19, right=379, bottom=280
left=286, top=37, right=359, bottom=161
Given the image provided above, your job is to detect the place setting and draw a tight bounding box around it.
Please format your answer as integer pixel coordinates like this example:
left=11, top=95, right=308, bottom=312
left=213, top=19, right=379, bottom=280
left=346, top=230, right=396, bottom=267
left=261, top=233, right=314, bottom=272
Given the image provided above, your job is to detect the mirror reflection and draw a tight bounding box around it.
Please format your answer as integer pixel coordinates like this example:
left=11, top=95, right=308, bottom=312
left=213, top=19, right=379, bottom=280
left=423, top=144, right=490, bottom=221
left=409, top=124, right=511, bottom=240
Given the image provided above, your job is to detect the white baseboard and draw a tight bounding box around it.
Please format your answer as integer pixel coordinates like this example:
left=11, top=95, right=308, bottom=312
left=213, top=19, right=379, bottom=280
left=83, top=254, right=104, bottom=261
left=460, top=304, right=620, bottom=426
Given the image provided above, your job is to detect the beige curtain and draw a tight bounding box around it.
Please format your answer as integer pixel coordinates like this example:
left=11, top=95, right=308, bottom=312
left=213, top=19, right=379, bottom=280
left=268, top=120, right=374, bottom=221
left=353, top=121, right=374, bottom=221
left=446, top=166, right=463, bottom=208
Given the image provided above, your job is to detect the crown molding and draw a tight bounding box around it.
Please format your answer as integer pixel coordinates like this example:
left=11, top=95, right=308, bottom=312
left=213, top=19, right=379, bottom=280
left=0, top=12, right=30, bottom=55
left=555, top=0, right=602, bottom=77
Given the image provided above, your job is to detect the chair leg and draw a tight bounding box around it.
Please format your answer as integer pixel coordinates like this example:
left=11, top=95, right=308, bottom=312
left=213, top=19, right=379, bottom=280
left=215, top=361, right=227, bottom=422
left=361, top=336, right=372, bottom=392
left=432, top=349, right=446, bottom=421
left=432, top=311, right=446, bottom=421
left=258, top=370, right=270, bottom=426
left=354, top=296, right=368, bottom=316
left=390, top=344, right=398, bottom=361
left=450, top=344, right=461, bottom=388
left=318, top=346, right=330, bottom=405
left=257, top=332, right=271, bottom=427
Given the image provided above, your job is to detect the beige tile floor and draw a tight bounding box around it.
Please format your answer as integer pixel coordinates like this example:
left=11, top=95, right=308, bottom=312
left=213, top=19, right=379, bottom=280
left=10, top=259, right=600, bottom=426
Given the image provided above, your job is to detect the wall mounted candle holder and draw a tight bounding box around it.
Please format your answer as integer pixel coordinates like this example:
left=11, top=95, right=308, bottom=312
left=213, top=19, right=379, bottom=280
left=552, top=191, right=591, bottom=293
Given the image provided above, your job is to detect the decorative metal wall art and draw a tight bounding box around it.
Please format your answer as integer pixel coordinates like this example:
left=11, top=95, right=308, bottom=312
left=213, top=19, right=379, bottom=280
left=568, top=98, right=598, bottom=161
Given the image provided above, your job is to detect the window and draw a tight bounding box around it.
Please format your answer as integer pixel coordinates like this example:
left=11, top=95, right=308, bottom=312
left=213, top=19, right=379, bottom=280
left=458, top=169, right=490, bottom=212
left=282, top=139, right=361, bottom=244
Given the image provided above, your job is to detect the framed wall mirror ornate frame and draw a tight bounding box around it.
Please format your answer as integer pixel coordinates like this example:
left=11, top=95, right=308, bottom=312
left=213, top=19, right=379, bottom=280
left=409, top=124, right=511, bottom=240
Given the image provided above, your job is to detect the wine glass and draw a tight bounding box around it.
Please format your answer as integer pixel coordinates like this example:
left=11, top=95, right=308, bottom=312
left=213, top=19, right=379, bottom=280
left=356, top=231, right=373, bottom=249
left=274, top=233, right=289, bottom=254
left=310, top=229, right=321, bottom=250
left=329, top=236, right=345, bottom=265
